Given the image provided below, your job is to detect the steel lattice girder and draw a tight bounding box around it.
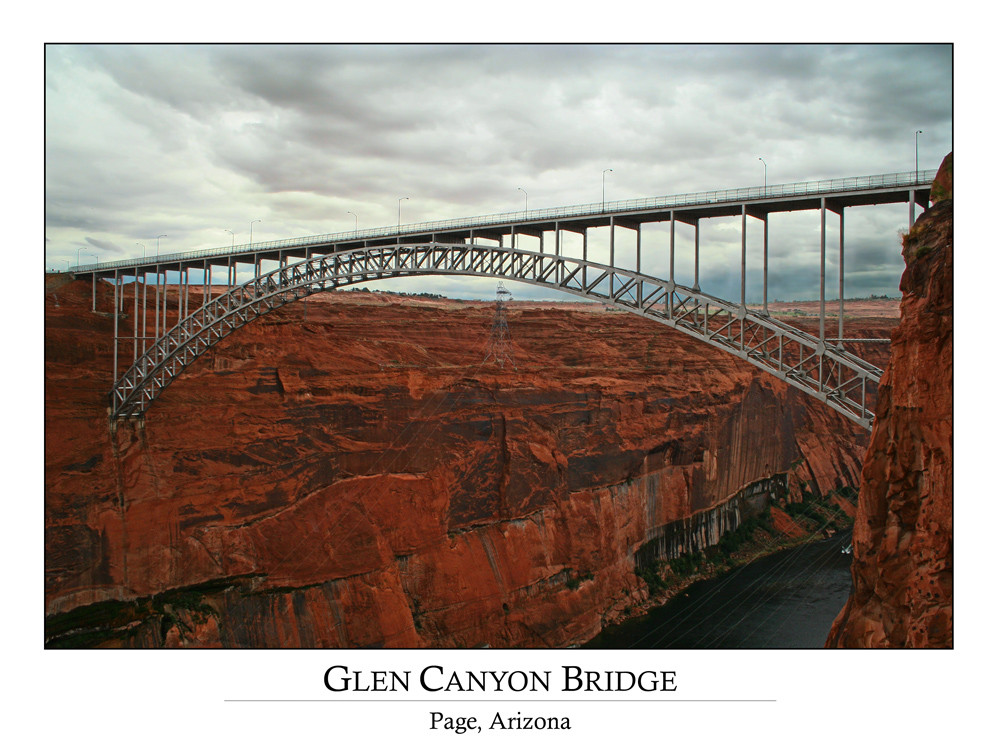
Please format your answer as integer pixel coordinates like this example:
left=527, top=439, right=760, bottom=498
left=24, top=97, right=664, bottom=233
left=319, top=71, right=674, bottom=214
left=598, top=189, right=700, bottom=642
left=110, top=243, right=883, bottom=428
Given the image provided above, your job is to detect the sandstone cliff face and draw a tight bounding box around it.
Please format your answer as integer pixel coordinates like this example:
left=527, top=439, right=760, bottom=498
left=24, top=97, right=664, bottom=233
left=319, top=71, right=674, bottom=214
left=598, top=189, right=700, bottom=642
left=45, top=278, right=888, bottom=648
left=827, top=155, right=953, bottom=647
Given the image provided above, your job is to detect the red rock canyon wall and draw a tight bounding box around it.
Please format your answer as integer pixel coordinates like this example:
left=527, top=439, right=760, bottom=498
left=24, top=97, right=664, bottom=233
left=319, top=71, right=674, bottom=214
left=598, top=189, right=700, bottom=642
left=45, top=280, right=890, bottom=647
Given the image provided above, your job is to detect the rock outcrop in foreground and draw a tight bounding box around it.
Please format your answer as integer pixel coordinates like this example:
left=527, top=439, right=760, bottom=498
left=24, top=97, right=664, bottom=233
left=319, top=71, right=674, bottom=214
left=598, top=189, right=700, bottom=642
left=45, top=274, right=892, bottom=648
left=827, top=154, right=953, bottom=647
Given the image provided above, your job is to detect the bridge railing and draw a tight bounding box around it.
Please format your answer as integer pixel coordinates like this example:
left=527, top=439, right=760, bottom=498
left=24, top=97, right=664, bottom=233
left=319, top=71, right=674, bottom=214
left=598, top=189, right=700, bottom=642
left=71, top=169, right=935, bottom=273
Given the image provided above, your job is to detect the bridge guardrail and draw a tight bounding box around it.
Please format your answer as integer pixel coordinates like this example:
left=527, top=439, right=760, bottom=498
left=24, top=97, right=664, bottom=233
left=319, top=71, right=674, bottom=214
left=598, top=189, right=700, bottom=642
left=70, top=169, right=935, bottom=273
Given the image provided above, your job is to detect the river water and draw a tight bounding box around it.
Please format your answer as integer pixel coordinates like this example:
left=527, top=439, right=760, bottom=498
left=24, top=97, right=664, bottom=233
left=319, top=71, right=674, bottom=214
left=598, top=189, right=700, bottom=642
left=585, top=531, right=853, bottom=649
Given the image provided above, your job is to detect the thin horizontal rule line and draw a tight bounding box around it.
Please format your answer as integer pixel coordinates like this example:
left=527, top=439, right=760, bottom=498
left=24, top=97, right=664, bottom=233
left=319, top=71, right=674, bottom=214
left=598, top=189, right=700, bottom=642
left=225, top=698, right=776, bottom=703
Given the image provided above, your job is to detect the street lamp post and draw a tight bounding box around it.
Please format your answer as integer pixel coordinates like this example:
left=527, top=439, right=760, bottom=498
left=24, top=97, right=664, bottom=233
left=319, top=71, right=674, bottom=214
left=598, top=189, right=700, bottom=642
left=518, top=187, right=527, bottom=214
left=602, top=169, right=613, bottom=212
left=758, top=157, right=767, bottom=188
left=348, top=211, right=358, bottom=232
left=226, top=229, right=235, bottom=249
left=915, top=130, right=923, bottom=174
left=136, top=242, right=145, bottom=258
left=250, top=219, right=261, bottom=248
left=156, top=234, right=167, bottom=256
left=77, top=247, right=87, bottom=267
left=398, top=197, right=409, bottom=233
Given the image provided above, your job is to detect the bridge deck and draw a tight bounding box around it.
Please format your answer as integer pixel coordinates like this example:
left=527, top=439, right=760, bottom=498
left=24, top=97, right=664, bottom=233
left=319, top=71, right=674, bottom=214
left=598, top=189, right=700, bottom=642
left=70, top=170, right=933, bottom=279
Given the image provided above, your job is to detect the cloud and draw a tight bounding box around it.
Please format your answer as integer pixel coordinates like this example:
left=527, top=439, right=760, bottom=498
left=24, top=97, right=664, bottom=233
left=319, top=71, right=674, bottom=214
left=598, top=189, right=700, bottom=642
left=45, top=44, right=952, bottom=300
left=83, top=236, right=126, bottom=254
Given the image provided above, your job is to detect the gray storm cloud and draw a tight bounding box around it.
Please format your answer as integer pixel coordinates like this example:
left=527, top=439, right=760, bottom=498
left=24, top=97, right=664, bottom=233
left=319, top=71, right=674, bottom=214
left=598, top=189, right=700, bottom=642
left=45, top=43, right=951, bottom=300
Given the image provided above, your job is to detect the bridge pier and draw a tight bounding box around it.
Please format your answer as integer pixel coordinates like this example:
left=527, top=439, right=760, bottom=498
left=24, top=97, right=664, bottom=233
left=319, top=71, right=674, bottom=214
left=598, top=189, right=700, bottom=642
left=669, top=212, right=675, bottom=286
left=838, top=210, right=845, bottom=343
left=762, top=214, right=768, bottom=315
left=142, top=271, right=148, bottom=355
left=669, top=212, right=700, bottom=292
left=112, top=269, right=119, bottom=380
left=741, top=204, right=747, bottom=311
left=636, top=223, right=641, bottom=274
left=820, top=197, right=827, bottom=346
left=162, top=268, right=168, bottom=336
left=609, top=216, right=615, bottom=269
left=133, top=268, right=139, bottom=359
left=744, top=207, right=769, bottom=316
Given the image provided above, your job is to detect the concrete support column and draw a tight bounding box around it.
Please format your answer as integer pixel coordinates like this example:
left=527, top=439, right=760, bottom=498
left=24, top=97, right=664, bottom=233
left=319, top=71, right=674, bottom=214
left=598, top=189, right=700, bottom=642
left=582, top=230, right=588, bottom=288
left=162, top=269, right=168, bottom=334
left=609, top=216, right=615, bottom=268
left=636, top=224, right=642, bottom=273
left=909, top=189, right=916, bottom=227
left=555, top=222, right=560, bottom=256
left=133, top=268, right=139, bottom=361
left=112, top=270, right=119, bottom=379
left=511, top=225, right=516, bottom=249
left=693, top=219, right=700, bottom=291
left=669, top=212, right=675, bottom=286
left=142, top=272, right=148, bottom=356
left=154, top=266, right=160, bottom=342
left=91, top=273, right=96, bottom=312
left=820, top=197, right=827, bottom=345
left=838, top=210, right=845, bottom=343
left=762, top=214, right=769, bottom=315
left=740, top=205, right=747, bottom=310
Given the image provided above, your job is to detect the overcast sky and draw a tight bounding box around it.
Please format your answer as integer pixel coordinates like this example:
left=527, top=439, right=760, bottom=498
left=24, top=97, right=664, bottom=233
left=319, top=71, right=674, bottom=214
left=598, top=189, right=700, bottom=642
left=45, top=43, right=952, bottom=301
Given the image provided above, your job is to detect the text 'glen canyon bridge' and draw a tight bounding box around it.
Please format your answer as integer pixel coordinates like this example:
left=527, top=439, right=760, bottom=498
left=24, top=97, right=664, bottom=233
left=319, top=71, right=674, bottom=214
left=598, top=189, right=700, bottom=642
left=70, top=170, right=933, bottom=429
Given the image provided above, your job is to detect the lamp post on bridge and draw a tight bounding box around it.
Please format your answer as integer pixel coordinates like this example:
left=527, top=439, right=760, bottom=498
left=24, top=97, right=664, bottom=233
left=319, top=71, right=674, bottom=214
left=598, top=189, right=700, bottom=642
left=136, top=242, right=145, bottom=258
left=398, top=197, right=409, bottom=234
left=915, top=130, right=923, bottom=174
left=250, top=219, right=261, bottom=248
left=225, top=229, right=235, bottom=250
left=602, top=169, right=613, bottom=212
left=348, top=211, right=358, bottom=233
left=156, top=234, right=167, bottom=256
left=758, top=156, right=767, bottom=188
left=518, top=187, right=527, bottom=215
left=76, top=247, right=87, bottom=267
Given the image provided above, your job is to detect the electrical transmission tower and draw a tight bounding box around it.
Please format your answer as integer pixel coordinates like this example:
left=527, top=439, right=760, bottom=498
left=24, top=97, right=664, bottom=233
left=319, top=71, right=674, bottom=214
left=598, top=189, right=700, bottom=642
left=484, top=282, right=517, bottom=369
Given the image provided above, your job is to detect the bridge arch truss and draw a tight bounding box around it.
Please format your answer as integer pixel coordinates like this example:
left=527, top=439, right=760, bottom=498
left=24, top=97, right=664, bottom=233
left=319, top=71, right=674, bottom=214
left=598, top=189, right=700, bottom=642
left=109, top=242, right=882, bottom=429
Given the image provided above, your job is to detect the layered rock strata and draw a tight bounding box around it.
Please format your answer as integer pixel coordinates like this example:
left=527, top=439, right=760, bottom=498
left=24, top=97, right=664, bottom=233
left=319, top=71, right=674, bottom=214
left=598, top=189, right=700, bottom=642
left=45, top=278, right=890, bottom=647
left=827, top=154, right=953, bottom=647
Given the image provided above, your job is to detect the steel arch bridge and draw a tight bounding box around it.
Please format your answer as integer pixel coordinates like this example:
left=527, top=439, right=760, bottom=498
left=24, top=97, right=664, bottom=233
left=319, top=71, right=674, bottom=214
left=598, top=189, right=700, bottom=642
left=109, top=242, right=883, bottom=428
